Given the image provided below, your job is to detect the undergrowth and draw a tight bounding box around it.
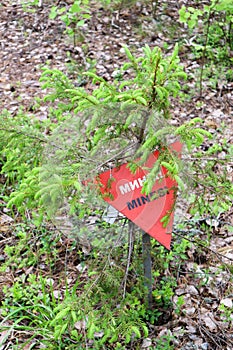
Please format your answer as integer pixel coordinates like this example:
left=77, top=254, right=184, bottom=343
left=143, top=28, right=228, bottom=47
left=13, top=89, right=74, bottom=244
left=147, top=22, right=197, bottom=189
left=0, top=1, right=233, bottom=349
left=0, top=221, right=189, bottom=349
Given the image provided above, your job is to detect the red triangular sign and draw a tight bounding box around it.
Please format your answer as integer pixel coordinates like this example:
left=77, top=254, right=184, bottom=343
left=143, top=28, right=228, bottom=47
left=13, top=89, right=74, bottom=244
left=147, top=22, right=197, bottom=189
left=97, top=142, right=182, bottom=250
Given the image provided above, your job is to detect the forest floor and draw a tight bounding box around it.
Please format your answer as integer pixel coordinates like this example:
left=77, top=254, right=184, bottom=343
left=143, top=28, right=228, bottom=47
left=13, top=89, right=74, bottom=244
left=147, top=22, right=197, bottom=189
left=0, top=0, right=233, bottom=349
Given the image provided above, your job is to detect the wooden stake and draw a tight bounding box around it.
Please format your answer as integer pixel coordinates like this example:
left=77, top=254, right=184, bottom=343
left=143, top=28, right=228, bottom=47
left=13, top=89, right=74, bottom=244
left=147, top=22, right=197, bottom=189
left=142, top=231, right=152, bottom=309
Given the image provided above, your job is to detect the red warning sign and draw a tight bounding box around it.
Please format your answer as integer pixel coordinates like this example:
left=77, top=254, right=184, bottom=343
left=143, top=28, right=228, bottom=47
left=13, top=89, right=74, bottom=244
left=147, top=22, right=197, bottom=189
left=97, top=142, right=182, bottom=249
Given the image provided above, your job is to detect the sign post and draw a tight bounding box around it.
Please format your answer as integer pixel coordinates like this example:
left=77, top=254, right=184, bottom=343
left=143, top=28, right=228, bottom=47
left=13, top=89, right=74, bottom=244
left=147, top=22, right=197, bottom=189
left=142, top=231, right=152, bottom=309
left=97, top=141, right=182, bottom=306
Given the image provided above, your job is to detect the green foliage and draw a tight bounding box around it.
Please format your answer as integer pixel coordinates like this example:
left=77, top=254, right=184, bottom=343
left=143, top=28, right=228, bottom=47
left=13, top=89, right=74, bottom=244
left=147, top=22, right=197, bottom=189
left=186, top=132, right=233, bottom=217
left=1, top=274, right=75, bottom=348
left=1, top=4, right=233, bottom=349
left=179, top=5, right=203, bottom=29
left=0, top=110, right=44, bottom=184
left=37, top=45, right=192, bottom=206
left=1, top=248, right=149, bottom=348
left=99, top=0, right=140, bottom=10
left=219, top=302, right=233, bottom=324
left=41, top=44, right=186, bottom=118
left=49, top=0, right=91, bottom=46
left=0, top=222, right=190, bottom=349
left=179, top=0, right=233, bottom=62
left=1, top=223, right=59, bottom=272
left=20, top=0, right=42, bottom=12
left=0, top=110, right=52, bottom=217
left=1, top=44, right=231, bottom=226
left=154, top=334, right=176, bottom=349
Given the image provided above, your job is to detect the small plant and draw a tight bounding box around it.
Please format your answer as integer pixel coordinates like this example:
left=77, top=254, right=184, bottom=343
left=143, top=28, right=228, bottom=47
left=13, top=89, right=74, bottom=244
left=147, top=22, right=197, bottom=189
left=179, top=0, right=233, bottom=95
left=179, top=0, right=233, bottom=52
left=4, top=44, right=231, bottom=240
left=154, top=334, right=176, bottom=349
left=0, top=265, right=150, bottom=348
left=3, top=44, right=194, bottom=220
left=41, top=44, right=187, bottom=119
left=219, top=302, right=233, bottom=324
left=49, top=0, right=91, bottom=46
left=1, top=274, right=79, bottom=348
left=0, top=110, right=44, bottom=185
left=1, top=41, right=232, bottom=349
left=20, top=0, right=42, bottom=12
left=0, top=223, right=59, bottom=272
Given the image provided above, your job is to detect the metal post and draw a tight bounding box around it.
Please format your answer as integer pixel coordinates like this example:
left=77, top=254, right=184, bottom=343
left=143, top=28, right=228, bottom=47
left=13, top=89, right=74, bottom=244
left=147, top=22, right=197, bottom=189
left=142, top=231, right=152, bottom=309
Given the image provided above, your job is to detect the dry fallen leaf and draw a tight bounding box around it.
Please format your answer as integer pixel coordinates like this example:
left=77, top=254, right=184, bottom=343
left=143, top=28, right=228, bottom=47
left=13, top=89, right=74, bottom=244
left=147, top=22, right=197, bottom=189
left=186, top=324, right=197, bottom=334
left=141, top=338, right=152, bottom=348
left=0, top=213, right=14, bottom=226
left=0, top=328, right=11, bottom=349
left=220, top=298, right=233, bottom=308
left=74, top=318, right=87, bottom=331
left=53, top=290, right=61, bottom=299
left=22, top=343, right=36, bottom=350
left=201, top=315, right=217, bottom=331
left=94, top=331, right=104, bottom=338
left=185, top=306, right=196, bottom=316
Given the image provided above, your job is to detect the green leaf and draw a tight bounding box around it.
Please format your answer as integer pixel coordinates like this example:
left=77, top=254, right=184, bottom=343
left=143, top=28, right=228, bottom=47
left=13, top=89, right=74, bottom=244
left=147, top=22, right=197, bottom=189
left=161, top=213, right=171, bottom=227
left=161, top=161, right=174, bottom=173
left=58, top=7, right=67, bottom=14
left=142, top=324, right=149, bottom=337
left=131, top=326, right=141, bottom=338
left=53, top=303, right=65, bottom=314
left=49, top=6, right=58, bottom=19
left=194, top=128, right=212, bottom=138
left=189, top=117, right=202, bottom=125
left=87, top=322, right=95, bottom=339
left=125, top=333, right=131, bottom=343
left=135, top=96, right=147, bottom=106
left=179, top=5, right=190, bottom=23
left=61, top=15, right=70, bottom=26
left=77, top=20, right=85, bottom=26
left=116, top=93, right=133, bottom=101
left=122, top=62, right=133, bottom=70
left=83, top=14, right=91, bottom=19
left=174, top=174, right=185, bottom=191
left=70, top=3, right=81, bottom=13
left=54, top=323, right=68, bottom=340
left=214, top=0, right=233, bottom=11
left=143, top=44, right=152, bottom=58
left=71, top=311, right=77, bottom=323
left=50, top=307, right=70, bottom=326
left=109, top=333, right=118, bottom=343
left=173, top=71, right=187, bottom=80
left=123, top=46, right=134, bottom=61
left=171, top=43, right=179, bottom=62
left=155, top=86, right=164, bottom=100
left=174, top=124, right=186, bottom=135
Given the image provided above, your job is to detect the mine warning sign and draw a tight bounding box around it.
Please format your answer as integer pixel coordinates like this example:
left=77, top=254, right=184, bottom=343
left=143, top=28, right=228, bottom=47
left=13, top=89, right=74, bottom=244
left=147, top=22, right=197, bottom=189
left=97, top=142, right=182, bottom=249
